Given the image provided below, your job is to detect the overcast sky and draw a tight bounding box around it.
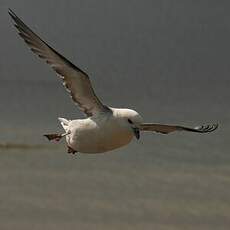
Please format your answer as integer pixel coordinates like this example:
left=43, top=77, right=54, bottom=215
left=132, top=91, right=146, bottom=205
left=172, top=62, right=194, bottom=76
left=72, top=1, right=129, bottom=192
left=0, top=0, right=229, bottom=130
left=1, top=0, right=229, bottom=82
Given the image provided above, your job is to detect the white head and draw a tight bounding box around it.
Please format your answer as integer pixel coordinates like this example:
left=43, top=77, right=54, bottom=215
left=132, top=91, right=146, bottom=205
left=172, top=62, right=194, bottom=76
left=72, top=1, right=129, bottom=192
left=111, top=108, right=143, bottom=139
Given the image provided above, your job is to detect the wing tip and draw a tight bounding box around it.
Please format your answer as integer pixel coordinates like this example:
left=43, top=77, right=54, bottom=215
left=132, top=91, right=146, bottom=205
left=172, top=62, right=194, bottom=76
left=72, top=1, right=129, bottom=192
left=8, top=8, right=16, bottom=18
left=195, top=123, right=219, bottom=133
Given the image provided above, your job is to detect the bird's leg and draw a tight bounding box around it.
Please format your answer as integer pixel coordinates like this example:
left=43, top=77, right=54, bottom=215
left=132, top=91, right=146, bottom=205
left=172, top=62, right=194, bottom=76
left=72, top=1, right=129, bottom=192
left=44, top=132, right=69, bottom=142
left=67, top=146, right=78, bottom=154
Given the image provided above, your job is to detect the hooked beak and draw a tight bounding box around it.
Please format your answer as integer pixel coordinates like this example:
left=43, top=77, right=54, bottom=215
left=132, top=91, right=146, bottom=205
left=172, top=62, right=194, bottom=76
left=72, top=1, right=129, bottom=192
left=132, top=127, right=140, bottom=140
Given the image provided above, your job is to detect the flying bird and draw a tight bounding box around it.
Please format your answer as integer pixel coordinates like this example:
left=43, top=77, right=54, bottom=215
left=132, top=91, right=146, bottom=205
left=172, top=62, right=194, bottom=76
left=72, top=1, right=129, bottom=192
left=9, top=9, right=218, bottom=154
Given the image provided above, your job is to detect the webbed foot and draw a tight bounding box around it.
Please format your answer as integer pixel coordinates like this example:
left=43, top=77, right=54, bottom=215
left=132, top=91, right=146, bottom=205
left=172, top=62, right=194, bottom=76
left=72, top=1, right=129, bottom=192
left=44, top=134, right=62, bottom=142
left=67, top=146, right=78, bottom=154
left=44, top=132, right=70, bottom=142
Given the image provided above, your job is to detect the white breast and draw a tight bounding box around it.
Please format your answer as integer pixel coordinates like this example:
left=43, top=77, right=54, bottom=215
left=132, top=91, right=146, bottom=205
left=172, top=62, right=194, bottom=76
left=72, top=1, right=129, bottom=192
left=66, top=116, right=134, bottom=153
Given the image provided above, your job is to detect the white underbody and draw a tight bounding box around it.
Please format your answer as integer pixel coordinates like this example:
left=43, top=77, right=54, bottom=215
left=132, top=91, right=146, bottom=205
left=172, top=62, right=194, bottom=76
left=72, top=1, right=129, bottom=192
left=59, top=111, right=136, bottom=153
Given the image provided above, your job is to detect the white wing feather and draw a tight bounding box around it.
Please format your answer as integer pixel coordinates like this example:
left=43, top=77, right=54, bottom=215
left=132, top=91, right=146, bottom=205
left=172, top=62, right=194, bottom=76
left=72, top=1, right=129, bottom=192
left=9, top=9, right=110, bottom=117
left=140, top=123, right=218, bottom=134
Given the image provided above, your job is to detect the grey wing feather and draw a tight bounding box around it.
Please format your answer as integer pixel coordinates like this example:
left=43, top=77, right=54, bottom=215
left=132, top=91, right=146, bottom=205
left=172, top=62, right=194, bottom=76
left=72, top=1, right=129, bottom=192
left=140, top=123, right=218, bottom=134
left=9, top=9, right=110, bottom=117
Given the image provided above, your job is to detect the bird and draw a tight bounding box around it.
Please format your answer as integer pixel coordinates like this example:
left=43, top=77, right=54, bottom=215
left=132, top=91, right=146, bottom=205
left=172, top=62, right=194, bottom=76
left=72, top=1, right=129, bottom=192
left=9, top=9, right=218, bottom=154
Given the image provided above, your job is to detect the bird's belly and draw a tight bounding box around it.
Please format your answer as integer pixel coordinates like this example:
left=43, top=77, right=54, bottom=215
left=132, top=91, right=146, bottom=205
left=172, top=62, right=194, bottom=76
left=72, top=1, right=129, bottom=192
left=67, top=125, right=133, bottom=153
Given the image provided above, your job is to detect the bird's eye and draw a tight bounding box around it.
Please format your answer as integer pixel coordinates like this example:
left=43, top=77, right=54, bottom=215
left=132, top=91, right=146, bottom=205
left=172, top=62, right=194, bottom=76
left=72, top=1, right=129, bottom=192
left=128, top=119, right=133, bottom=124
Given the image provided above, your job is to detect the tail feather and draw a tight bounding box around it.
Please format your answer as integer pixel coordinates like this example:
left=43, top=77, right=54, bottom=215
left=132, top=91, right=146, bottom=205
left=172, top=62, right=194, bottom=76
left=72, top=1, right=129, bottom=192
left=44, top=118, right=70, bottom=142
left=58, top=117, right=70, bottom=131
left=58, top=117, right=69, bottom=125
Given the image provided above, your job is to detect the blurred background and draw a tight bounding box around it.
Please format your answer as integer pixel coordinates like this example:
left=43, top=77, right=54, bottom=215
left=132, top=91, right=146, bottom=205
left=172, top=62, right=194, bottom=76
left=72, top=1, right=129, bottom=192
left=0, top=0, right=229, bottom=229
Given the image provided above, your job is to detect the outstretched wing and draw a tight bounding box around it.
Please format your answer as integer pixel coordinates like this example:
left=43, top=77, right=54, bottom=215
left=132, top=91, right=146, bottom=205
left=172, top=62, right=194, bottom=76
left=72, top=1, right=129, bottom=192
left=140, top=123, right=218, bottom=134
left=9, top=9, right=110, bottom=117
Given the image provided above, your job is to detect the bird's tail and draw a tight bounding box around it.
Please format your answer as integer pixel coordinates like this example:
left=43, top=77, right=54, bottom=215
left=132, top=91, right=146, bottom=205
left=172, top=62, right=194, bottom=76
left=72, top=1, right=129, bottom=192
left=43, top=118, right=71, bottom=142
left=58, top=117, right=70, bottom=131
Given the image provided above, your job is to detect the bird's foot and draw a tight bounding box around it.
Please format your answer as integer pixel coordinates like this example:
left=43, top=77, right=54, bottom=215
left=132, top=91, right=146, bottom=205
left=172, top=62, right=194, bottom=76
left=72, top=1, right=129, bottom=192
left=44, top=132, right=70, bottom=142
left=67, top=146, right=78, bottom=154
left=44, top=133, right=63, bottom=142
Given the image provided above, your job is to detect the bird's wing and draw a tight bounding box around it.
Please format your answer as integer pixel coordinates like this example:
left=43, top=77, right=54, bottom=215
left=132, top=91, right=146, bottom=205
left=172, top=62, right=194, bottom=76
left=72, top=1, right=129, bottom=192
left=9, top=9, right=110, bottom=117
left=140, top=123, right=218, bottom=134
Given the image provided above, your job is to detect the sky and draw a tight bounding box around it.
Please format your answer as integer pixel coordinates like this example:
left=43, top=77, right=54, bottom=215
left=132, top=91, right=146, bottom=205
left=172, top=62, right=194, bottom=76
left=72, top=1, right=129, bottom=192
left=1, top=0, right=229, bottom=119
left=0, top=0, right=229, bottom=149
left=0, top=1, right=230, bottom=229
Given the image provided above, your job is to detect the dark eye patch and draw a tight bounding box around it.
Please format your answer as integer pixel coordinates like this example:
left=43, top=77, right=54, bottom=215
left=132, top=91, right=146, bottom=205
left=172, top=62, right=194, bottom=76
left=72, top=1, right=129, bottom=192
left=128, top=119, right=133, bottom=124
